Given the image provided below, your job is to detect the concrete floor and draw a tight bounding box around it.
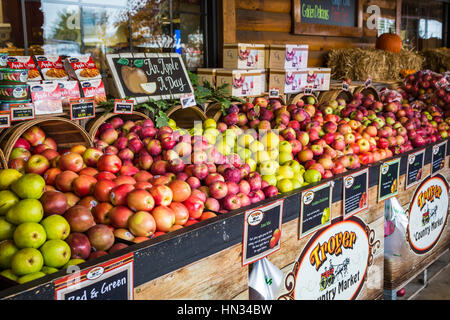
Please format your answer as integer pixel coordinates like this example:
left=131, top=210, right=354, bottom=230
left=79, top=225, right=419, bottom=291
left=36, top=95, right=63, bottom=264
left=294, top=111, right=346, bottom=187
left=397, top=249, right=450, bottom=300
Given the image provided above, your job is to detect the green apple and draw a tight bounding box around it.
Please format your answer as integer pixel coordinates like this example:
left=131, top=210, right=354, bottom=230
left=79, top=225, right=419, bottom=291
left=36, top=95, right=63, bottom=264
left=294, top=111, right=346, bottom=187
left=321, top=207, right=331, bottom=225
left=13, top=222, right=47, bottom=249
left=267, top=148, right=279, bottom=161
left=0, top=190, right=20, bottom=216
left=11, top=173, right=45, bottom=199
left=237, top=134, right=255, bottom=148
left=261, top=131, right=280, bottom=150
left=277, top=179, right=293, bottom=193
left=278, top=165, right=294, bottom=179
left=246, top=158, right=257, bottom=172
left=0, top=169, right=23, bottom=190
left=293, top=172, right=305, bottom=185
left=203, top=118, right=217, bottom=129
left=203, top=133, right=216, bottom=145
left=63, top=258, right=85, bottom=269
left=17, top=271, right=46, bottom=284
left=0, top=240, right=19, bottom=269
left=259, top=160, right=278, bottom=176
left=304, top=169, right=322, bottom=184
left=252, top=150, right=270, bottom=164
left=40, top=239, right=71, bottom=268
left=40, top=215, right=70, bottom=241
left=6, top=199, right=44, bottom=225
left=278, top=152, right=293, bottom=165
left=249, top=140, right=264, bottom=153
left=168, top=118, right=177, bottom=129
left=215, top=141, right=232, bottom=156
left=41, top=266, right=59, bottom=274
left=0, top=269, right=18, bottom=281
left=286, top=160, right=302, bottom=173
left=291, top=178, right=303, bottom=190
left=0, top=217, right=15, bottom=241
left=237, top=148, right=252, bottom=161
left=279, top=141, right=293, bottom=153
left=204, top=127, right=220, bottom=137
left=262, top=174, right=277, bottom=186
left=11, top=248, right=44, bottom=276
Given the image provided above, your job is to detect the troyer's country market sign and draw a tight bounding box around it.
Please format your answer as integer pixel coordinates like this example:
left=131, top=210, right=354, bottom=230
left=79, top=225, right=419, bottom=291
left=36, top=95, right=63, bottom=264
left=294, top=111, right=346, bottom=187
left=407, top=174, right=449, bottom=255
left=278, top=216, right=380, bottom=300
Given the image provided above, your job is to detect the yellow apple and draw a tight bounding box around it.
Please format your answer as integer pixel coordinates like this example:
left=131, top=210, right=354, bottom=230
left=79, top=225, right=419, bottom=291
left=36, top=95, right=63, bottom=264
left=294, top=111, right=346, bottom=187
left=261, top=131, right=280, bottom=150
left=249, top=140, right=265, bottom=153
left=278, top=165, right=294, bottom=179
left=246, top=158, right=257, bottom=172
left=267, top=148, right=279, bottom=161
left=262, top=174, right=277, bottom=186
left=259, top=160, right=278, bottom=175
left=237, top=134, right=255, bottom=148
left=203, top=118, right=217, bottom=129
left=252, top=150, right=270, bottom=164
left=278, top=152, right=293, bottom=165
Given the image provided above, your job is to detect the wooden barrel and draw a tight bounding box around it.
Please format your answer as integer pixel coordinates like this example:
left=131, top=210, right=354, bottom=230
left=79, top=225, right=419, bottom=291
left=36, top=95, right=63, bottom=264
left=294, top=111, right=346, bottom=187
left=85, top=111, right=150, bottom=140
left=0, top=116, right=93, bottom=163
left=167, top=105, right=207, bottom=129
left=289, top=93, right=319, bottom=106
left=0, top=149, right=6, bottom=169
left=318, top=89, right=354, bottom=105
left=353, top=85, right=380, bottom=101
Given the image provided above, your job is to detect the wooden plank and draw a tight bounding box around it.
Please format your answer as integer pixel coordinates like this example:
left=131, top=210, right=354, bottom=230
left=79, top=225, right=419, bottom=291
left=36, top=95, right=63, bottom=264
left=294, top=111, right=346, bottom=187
left=363, top=0, right=397, bottom=11
left=396, top=0, right=402, bottom=35
left=222, top=0, right=236, bottom=43
left=134, top=244, right=247, bottom=300
left=236, top=9, right=292, bottom=33
left=236, top=0, right=291, bottom=13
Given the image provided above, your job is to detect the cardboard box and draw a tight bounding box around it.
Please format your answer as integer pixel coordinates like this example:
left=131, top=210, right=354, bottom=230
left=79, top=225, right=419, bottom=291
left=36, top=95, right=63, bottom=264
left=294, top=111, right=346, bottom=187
left=269, top=44, right=308, bottom=70
left=6, top=56, right=42, bottom=81
left=35, top=55, right=69, bottom=81
left=216, top=69, right=263, bottom=97
left=29, top=81, right=63, bottom=115
left=223, top=44, right=266, bottom=69
left=196, top=68, right=217, bottom=87
left=80, top=79, right=107, bottom=105
left=269, top=69, right=307, bottom=95
left=57, top=80, right=81, bottom=109
left=305, top=67, right=331, bottom=91
left=64, top=55, right=102, bottom=81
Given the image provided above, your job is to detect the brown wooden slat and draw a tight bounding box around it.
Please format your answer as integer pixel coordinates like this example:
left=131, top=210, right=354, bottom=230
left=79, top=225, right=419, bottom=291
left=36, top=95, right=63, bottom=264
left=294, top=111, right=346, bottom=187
left=236, top=9, right=291, bottom=33
left=363, top=0, right=397, bottom=10
left=235, top=0, right=291, bottom=13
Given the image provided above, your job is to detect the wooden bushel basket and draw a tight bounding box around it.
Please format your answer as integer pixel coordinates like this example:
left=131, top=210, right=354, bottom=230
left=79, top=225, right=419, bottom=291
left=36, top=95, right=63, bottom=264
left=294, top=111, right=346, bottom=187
left=289, top=93, right=318, bottom=106
left=0, top=149, right=6, bottom=169
left=318, top=89, right=354, bottom=105
left=166, top=105, right=207, bottom=129
left=353, top=85, right=380, bottom=101
left=0, top=117, right=93, bottom=165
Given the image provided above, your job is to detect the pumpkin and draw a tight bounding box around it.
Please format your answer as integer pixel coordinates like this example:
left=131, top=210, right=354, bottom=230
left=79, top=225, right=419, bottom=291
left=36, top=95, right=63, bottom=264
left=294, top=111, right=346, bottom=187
left=376, top=33, right=402, bottom=53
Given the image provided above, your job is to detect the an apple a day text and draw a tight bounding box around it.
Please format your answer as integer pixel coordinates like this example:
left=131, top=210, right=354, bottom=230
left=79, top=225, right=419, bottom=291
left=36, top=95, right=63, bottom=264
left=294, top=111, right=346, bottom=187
left=144, top=57, right=188, bottom=93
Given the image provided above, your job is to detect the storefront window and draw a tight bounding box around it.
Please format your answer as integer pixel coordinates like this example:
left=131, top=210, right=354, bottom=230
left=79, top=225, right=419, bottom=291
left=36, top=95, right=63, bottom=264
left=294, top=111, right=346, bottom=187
left=1, top=0, right=206, bottom=71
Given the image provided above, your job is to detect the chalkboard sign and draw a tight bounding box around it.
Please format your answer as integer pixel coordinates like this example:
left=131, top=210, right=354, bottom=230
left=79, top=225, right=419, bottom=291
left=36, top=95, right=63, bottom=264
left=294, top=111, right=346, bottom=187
left=114, top=99, right=134, bottom=114
left=431, top=141, right=447, bottom=175
left=106, top=53, right=194, bottom=103
left=10, top=103, right=35, bottom=121
left=242, top=199, right=284, bottom=266
left=55, top=253, right=133, bottom=300
left=299, top=181, right=333, bottom=239
left=298, top=0, right=357, bottom=27
left=70, top=98, right=95, bottom=120
left=378, top=158, right=400, bottom=202
left=406, top=149, right=425, bottom=189
left=343, top=168, right=369, bottom=219
left=0, top=112, right=11, bottom=129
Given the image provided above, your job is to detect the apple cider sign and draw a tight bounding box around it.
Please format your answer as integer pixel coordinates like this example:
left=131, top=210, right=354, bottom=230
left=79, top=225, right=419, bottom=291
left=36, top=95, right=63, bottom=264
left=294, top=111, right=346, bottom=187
left=407, top=174, right=449, bottom=255
left=278, top=216, right=380, bottom=300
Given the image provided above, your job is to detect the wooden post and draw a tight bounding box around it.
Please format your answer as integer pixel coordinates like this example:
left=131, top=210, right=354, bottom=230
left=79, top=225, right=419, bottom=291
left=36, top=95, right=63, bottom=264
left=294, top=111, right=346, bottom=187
left=396, top=0, right=402, bottom=36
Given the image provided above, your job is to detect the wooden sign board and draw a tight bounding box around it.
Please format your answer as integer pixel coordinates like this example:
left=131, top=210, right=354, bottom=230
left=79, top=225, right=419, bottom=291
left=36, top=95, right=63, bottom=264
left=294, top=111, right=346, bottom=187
left=69, top=98, right=95, bottom=120
left=292, top=0, right=363, bottom=37
left=106, top=53, right=194, bottom=103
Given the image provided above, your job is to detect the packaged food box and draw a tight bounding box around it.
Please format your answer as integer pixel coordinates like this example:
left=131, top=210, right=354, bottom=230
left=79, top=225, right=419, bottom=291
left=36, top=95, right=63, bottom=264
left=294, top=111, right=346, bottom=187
left=35, top=55, right=69, bottom=80
left=196, top=68, right=217, bottom=87
left=0, top=53, right=8, bottom=68
left=0, top=99, right=31, bottom=112
left=269, top=44, right=309, bottom=69
left=29, top=82, right=63, bottom=115
left=6, top=56, right=42, bottom=81
left=0, top=68, right=28, bottom=84
left=64, top=55, right=102, bottom=81
left=56, top=80, right=81, bottom=109
left=305, top=68, right=331, bottom=91
left=80, top=79, right=107, bottom=104
left=0, top=84, right=29, bottom=101
left=269, top=69, right=307, bottom=95
left=223, top=44, right=266, bottom=69
left=216, top=69, right=263, bottom=97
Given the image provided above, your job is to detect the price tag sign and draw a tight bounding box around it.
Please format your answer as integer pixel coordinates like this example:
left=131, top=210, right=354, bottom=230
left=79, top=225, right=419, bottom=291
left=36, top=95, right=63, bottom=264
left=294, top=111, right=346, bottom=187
left=0, top=111, right=11, bottom=129
left=431, top=141, right=447, bottom=175
left=113, top=99, right=134, bottom=114
left=180, top=92, right=196, bottom=109
left=70, top=98, right=95, bottom=120
left=299, top=181, right=333, bottom=239
left=303, top=85, right=313, bottom=95
left=55, top=252, right=133, bottom=300
left=364, top=76, right=372, bottom=88
left=10, top=103, right=35, bottom=121
left=269, top=87, right=280, bottom=98
left=405, top=148, right=425, bottom=190
left=343, top=168, right=369, bottom=220
left=378, top=158, right=400, bottom=202
left=342, top=81, right=349, bottom=91
left=242, top=199, right=284, bottom=266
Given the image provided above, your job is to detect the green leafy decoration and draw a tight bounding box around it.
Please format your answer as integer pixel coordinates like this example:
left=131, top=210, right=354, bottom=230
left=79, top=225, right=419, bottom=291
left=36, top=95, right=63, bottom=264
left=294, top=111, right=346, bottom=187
left=155, top=110, right=170, bottom=128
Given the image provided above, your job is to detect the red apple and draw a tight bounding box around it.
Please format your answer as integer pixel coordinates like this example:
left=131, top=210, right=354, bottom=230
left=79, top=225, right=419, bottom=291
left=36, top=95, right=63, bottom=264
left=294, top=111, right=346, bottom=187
left=64, top=205, right=96, bottom=233
left=97, top=154, right=122, bottom=174
left=149, top=185, right=173, bottom=206
left=109, top=183, right=135, bottom=206
left=92, top=202, right=114, bottom=224
left=109, top=205, right=134, bottom=228
left=72, top=175, right=97, bottom=197
left=169, top=202, right=190, bottom=225
left=152, top=206, right=176, bottom=232
left=182, top=195, right=205, bottom=219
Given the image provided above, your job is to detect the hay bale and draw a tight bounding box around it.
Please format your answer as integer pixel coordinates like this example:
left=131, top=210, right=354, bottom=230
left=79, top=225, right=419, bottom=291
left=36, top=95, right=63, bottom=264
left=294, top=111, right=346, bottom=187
left=421, top=48, right=450, bottom=74
left=327, top=48, right=424, bottom=82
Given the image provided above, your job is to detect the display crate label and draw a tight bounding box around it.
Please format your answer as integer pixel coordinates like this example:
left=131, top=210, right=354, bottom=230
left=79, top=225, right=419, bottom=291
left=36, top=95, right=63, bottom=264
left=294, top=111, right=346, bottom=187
left=278, top=215, right=381, bottom=300
left=378, top=158, right=400, bottom=202
left=407, top=174, right=449, bottom=255
left=0, top=112, right=11, bottom=128
left=113, top=99, right=134, bottom=114
left=299, top=181, right=333, bottom=239
left=269, top=87, right=280, bottom=98
left=405, top=148, right=425, bottom=189
left=431, top=141, right=447, bottom=175
left=180, top=92, right=196, bottom=109
left=242, top=199, right=284, bottom=266
left=343, top=168, right=369, bottom=220
left=70, top=98, right=95, bottom=120
left=55, top=252, right=133, bottom=300
left=10, top=103, right=35, bottom=121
